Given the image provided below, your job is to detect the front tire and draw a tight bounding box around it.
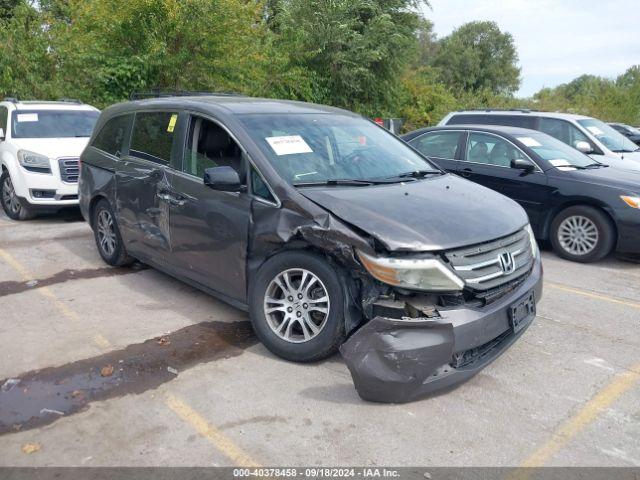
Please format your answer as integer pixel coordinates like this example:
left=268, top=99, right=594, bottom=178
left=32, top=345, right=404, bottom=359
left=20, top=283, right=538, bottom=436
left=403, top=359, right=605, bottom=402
left=1, top=171, right=34, bottom=220
left=550, top=205, right=615, bottom=263
left=249, top=251, right=347, bottom=362
left=91, top=198, right=133, bottom=266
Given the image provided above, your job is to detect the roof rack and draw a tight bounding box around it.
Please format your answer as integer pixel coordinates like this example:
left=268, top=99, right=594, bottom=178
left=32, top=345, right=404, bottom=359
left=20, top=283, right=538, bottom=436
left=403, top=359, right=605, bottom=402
left=129, top=90, right=242, bottom=100
left=462, top=108, right=538, bottom=113
left=3, top=97, right=19, bottom=103
left=57, top=98, right=83, bottom=104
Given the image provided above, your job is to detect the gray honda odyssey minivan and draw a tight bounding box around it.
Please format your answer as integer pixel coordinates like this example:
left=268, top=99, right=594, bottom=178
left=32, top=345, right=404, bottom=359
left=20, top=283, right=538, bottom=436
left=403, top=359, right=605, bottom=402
left=79, top=93, right=542, bottom=402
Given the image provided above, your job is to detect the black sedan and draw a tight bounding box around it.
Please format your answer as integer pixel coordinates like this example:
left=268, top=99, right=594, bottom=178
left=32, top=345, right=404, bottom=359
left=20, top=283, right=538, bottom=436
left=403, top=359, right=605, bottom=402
left=402, top=125, right=640, bottom=263
left=609, top=123, right=640, bottom=146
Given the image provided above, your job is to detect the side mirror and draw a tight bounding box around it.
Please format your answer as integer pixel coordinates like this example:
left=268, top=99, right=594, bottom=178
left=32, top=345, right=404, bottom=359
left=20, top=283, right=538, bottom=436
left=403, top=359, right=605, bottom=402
left=203, top=166, right=243, bottom=192
left=511, top=158, right=536, bottom=172
left=0, top=128, right=4, bottom=141
left=574, top=140, right=593, bottom=154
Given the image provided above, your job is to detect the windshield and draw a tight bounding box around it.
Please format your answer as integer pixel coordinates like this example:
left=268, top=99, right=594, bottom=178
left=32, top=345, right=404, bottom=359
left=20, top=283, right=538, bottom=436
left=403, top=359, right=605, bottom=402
left=11, top=110, right=99, bottom=139
left=238, top=114, right=437, bottom=185
left=577, top=118, right=638, bottom=152
left=517, top=133, right=598, bottom=168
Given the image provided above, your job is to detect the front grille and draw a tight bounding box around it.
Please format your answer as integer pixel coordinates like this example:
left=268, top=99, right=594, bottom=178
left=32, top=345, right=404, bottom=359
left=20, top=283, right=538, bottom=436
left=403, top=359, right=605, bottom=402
left=444, top=228, right=534, bottom=291
left=58, top=157, right=79, bottom=183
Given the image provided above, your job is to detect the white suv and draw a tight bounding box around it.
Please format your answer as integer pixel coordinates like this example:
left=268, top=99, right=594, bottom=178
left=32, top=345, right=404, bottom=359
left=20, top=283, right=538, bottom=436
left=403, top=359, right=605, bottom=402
left=0, top=98, right=99, bottom=220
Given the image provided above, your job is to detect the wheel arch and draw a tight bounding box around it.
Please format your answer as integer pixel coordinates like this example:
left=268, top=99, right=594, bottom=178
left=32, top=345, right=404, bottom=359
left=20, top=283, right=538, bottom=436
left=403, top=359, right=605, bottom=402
left=88, top=194, right=110, bottom=229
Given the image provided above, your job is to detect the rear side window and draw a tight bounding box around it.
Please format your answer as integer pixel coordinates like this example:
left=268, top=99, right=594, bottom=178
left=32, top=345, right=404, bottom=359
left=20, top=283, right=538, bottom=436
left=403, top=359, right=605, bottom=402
left=92, top=114, right=132, bottom=156
left=539, top=117, right=589, bottom=146
left=130, top=112, right=178, bottom=164
left=0, top=107, right=7, bottom=135
left=448, top=114, right=536, bottom=129
left=409, top=131, right=463, bottom=159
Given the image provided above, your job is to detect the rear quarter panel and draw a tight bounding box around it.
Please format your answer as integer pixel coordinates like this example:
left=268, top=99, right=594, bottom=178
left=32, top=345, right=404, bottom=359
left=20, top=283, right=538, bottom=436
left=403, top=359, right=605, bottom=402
left=79, top=146, right=118, bottom=225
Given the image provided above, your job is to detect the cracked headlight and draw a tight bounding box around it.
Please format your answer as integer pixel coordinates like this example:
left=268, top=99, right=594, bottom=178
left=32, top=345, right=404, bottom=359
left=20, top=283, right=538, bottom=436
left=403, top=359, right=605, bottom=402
left=525, top=224, right=539, bottom=259
left=18, top=150, right=51, bottom=173
left=357, top=250, right=464, bottom=292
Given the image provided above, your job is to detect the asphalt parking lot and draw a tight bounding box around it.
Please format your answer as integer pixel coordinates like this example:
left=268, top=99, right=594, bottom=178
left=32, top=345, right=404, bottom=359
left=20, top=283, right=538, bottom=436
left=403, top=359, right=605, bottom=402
left=0, top=208, right=639, bottom=467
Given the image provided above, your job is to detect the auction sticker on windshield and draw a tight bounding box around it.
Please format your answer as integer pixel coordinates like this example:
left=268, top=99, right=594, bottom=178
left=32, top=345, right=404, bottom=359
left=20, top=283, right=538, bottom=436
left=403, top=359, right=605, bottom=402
left=17, top=113, right=39, bottom=122
left=266, top=135, right=313, bottom=156
left=549, top=159, right=577, bottom=171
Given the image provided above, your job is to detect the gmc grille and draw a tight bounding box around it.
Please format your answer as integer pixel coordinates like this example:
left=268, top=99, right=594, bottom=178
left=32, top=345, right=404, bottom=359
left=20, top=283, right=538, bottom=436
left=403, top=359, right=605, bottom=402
left=444, top=228, right=534, bottom=291
left=58, top=157, right=79, bottom=183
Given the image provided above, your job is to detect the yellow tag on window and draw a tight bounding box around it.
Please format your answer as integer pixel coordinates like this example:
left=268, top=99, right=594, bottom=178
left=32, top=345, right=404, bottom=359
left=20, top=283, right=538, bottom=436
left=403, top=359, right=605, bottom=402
left=167, top=114, right=178, bottom=133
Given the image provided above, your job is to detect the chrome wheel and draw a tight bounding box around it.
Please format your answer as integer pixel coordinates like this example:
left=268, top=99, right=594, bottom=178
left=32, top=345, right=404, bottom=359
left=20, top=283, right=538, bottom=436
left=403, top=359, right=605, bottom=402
left=263, top=268, right=330, bottom=343
left=2, top=175, right=21, bottom=215
left=558, top=215, right=599, bottom=256
left=96, top=209, right=117, bottom=257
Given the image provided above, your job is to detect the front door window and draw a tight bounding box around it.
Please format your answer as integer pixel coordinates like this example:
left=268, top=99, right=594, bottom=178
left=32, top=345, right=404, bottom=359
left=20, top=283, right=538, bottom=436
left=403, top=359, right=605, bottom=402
left=465, top=132, right=526, bottom=167
left=183, top=117, right=245, bottom=184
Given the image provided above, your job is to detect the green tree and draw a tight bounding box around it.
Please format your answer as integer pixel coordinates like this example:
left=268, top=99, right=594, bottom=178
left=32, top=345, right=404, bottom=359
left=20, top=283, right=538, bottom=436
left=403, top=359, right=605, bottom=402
left=433, top=20, right=521, bottom=95
left=0, top=2, right=58, bottom=99
left=0, top=0, right=23, bottom=21
left=48, top=0, right=270, bottom=107
left=272, top=0, right=422, bottom=115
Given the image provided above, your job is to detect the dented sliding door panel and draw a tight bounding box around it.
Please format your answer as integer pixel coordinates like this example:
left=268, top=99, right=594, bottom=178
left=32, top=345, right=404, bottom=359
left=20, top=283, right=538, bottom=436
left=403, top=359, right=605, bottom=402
left=115, top=156, right=173, bottom=261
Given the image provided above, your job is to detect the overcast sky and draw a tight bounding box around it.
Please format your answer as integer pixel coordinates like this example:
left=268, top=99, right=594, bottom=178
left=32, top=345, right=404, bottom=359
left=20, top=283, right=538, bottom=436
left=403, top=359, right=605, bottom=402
left=424, top=0, right=640, bottom=97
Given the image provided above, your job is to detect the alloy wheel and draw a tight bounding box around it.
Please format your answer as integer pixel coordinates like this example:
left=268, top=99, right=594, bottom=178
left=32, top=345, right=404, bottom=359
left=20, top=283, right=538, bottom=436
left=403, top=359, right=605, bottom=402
left=96, top=209, right=117, bottom=257
left=2, top=175, right=21, bottom=215
left=558, top=215, right=599, bottom=256
left=263, top=268, right=330, bottom=343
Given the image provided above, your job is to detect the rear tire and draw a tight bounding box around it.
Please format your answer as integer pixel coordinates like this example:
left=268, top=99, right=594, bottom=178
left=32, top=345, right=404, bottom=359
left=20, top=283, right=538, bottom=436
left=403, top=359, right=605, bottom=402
left=249, top=251, right=347, bottom=362
left=91, top=198, right=134, bottom=266
left=550, top=205, right=615, bottom=263
left=1, top=171, right=35, bottom=220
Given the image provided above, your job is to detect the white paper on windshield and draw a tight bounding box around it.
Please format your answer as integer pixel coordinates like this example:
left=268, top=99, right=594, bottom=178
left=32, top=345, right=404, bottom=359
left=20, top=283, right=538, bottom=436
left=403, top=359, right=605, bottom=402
left=17, top=113, right=38, bottom=122
left=549, top=159, right=571, bottom=167
left=549, top=159, right=576, bottom=171
left=266, top=135, right=313, bottom=156
left=586, top=126, right=604, bottom=136
left=517, top=137, right=542, bottom=147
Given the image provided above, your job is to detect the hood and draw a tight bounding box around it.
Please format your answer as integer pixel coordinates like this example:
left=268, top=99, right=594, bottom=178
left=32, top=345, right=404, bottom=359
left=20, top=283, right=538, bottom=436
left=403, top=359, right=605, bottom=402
left=592, top=154, right=640, bottom=173
left=560, top=165, right=640, bottom=192
left=299, top=174, right=529, bottom=252
left=10, top=138, right=90, bottom=159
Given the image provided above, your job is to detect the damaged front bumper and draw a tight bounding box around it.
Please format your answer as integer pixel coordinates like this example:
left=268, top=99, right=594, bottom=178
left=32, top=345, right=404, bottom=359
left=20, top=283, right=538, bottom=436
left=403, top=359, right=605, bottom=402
left=340, top=258, right=543, bottom=403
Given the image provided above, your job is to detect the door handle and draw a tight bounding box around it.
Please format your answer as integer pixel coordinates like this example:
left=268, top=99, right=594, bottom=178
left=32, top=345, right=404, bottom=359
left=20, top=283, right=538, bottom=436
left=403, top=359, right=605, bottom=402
left=157, top=191, right=186, bottom=207
left=460, top=168, right=473, bottom=178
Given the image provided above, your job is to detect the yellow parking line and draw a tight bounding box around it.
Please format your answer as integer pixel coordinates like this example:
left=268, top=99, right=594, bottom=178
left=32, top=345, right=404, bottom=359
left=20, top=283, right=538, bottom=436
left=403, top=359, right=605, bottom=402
left=0, top=247, right=113, bottom=350
left=166, top=394, right=260, bottom=467
left=520, top=362, right=640, bottom=468
left=546, top=281, right=640, bottom=310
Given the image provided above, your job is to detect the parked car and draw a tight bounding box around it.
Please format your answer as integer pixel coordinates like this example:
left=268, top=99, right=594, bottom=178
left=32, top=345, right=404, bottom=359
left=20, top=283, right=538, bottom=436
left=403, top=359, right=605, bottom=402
left=609, top=123, right=640, bottom=146
left=79, top=93, right=542, bottom=403
left=0, top=97, right=100, bottom=220
left=438, top=110, right=640, bottom=171
left=402, top=125, right=640, bottom=263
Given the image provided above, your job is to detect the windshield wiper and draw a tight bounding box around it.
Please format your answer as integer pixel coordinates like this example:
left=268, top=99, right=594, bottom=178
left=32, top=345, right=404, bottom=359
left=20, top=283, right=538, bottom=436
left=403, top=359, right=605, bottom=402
left=584, top=163, right=608, bottom=169
left=611, top=149, right=638, bottom=153
left=293, top=179, right=377, bottom=187
left=394, top=169, right=442, bottom=179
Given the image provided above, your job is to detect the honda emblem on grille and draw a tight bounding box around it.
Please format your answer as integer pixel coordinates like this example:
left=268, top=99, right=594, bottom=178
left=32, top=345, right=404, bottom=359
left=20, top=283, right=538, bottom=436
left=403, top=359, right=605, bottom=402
left=498, top=252, right=516, bottom=274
